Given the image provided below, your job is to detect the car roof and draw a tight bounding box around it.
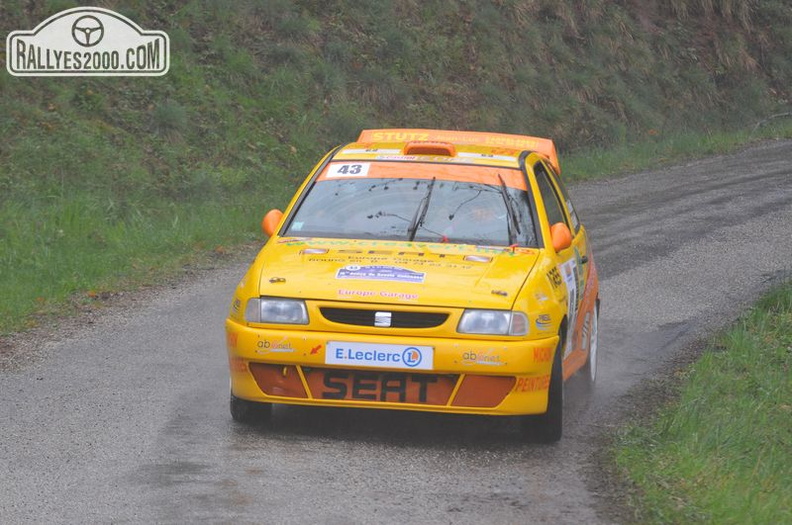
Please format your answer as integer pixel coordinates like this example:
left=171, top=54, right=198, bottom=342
left=334, top=128, right=560, bottom=174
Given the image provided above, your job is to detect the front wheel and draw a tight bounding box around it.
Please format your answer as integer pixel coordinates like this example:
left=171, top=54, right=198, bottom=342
left=230, top=392, right=272, bottom=425
left=521, top=337, right=563, bottom=443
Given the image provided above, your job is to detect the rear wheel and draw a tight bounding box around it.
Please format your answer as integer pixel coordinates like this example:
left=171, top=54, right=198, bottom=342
left=230, top=392, right=272, bottom=425
left=581, top=301, right=599, bottom=387
left=521, top=337, right=563, bottom=443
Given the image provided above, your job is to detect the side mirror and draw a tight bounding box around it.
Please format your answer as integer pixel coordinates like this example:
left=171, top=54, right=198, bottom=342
left=262, top=209, right=284, bottom=237
left=549, top=222, right=572, bottom=252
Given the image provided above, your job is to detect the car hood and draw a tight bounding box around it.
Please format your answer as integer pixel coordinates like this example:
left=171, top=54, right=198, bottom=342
left=256, top=238, right=541, bottom=309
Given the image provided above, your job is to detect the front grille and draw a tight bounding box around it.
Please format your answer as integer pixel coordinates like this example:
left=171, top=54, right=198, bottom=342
left=320, top=307, right=448, bottom=328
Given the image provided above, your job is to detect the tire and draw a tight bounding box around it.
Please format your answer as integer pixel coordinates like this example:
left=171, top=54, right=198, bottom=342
left=230, top=392, right=272, bottom=425
left=581, top=301, right=599, bottom=387
left=521, top=337, right=564, bottom=443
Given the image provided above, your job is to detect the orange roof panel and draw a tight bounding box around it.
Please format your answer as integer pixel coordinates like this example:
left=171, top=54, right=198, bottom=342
left=357, top=128, right=560, bottom=173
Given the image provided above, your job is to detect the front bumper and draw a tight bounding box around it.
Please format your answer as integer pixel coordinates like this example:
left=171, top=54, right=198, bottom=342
left=226, top=318, right=559, bottom=416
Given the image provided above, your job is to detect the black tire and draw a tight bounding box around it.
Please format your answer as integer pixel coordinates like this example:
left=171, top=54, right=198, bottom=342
left=230, top=392, right=272, bottom=425
left=521, top=337, right=564, bottom=443
left=581, top=301, right=599, bottom=388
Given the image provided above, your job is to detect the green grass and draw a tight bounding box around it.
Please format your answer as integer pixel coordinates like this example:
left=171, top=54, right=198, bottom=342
left=563, top=121, right=792, bottom=181
left=614, top=282, right=792, bottom=524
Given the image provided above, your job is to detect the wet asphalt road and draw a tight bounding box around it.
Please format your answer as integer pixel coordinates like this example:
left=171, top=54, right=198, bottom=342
left=2, top=140, right=791, bottom=524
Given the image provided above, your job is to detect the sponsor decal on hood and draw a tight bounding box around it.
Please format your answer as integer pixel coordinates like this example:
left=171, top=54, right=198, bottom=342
left=336, top=265, right=425, bottom=283
left=257, top=240, right=540, bottom=308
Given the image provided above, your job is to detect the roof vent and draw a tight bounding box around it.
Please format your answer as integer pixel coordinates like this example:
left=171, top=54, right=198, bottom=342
left=403, top=141, right=456, bottom=157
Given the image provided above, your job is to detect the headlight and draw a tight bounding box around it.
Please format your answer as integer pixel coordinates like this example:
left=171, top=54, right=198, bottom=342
left=245, top=297, right=308, bottom=324
left=457, top=310, right=529, bottom=336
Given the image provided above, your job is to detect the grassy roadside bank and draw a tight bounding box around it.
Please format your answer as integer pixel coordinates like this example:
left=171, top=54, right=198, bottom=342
left=612, top=282, right=792, bottom=524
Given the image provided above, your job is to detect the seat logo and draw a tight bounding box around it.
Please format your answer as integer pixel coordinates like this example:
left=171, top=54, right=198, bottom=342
left=374, top=311, right=392, bottom=327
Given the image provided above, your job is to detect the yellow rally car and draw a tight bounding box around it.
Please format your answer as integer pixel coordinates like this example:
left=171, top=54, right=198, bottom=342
left=225, top=128, right=599, bottom=442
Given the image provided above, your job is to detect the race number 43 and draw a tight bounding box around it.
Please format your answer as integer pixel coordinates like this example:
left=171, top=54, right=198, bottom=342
left=326, top=163, right=370, bottom=178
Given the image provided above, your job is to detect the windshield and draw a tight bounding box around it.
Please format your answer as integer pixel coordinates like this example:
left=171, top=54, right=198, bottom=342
left=284, top=174, right=538, bottom=247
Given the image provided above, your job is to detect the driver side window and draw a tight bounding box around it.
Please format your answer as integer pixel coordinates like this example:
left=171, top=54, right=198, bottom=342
left=534, top=162, right=568, bottom=228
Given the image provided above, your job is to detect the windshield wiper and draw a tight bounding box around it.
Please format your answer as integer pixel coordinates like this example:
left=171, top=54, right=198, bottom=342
left=497, top=174, right=521, bottom=245
left=408, top=177, right=437, bottom=241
